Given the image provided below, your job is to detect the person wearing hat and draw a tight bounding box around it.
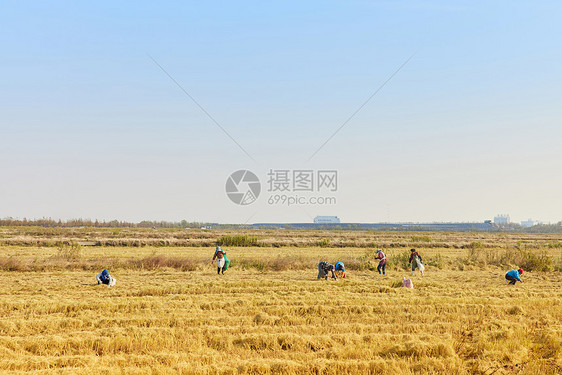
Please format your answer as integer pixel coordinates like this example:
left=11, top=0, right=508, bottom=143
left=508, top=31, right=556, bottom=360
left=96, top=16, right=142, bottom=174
left=408, top=248, right=424, bottom=276
left=334, top=261, right=346, bottom=278
left=505, top=269, right=524, bottom=285
left=376, top=249, right=387, bottom=275
left=212, top=246, right=227, bottom=275
left=317, top=261, right=337, bottom=281
left=96, top=269, right=116, bottom=287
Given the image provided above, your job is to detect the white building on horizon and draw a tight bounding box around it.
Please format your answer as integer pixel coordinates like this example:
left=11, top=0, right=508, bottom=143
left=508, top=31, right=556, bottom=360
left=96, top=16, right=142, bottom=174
left=521, top=219, right=537, bottom=227
left=494, top=214, right=510, bottom=225
left=314, top=216, right=340, bottom=224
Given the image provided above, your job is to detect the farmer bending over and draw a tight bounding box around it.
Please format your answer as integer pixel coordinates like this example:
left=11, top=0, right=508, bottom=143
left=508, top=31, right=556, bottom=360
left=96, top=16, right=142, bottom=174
left=505, top=268, right=524, bottom=285
left=212, top=246, right=227, bottom=275
left=317, top=261, right=337, bottom=281
left=96, top=269, right=116, bottom=287
left=334, top=261, right=346, bottom=278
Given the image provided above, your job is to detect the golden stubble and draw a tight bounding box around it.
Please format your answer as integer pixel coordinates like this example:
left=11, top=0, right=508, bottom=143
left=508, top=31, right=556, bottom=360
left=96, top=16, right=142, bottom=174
left=0, top=229, right=561, bottom=374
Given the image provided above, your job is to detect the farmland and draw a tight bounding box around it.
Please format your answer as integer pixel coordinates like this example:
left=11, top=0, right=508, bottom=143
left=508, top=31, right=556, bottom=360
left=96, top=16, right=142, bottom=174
left=0, top=228, right=561, bottom=374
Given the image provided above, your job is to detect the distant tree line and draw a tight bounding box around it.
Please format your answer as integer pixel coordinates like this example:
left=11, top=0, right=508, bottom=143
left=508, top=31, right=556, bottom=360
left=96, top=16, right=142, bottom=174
left=0, top=217, right=561, bottom=233
left=516, top=222, right=562, bottom=233
left=0, top=218, right=214, bottom=229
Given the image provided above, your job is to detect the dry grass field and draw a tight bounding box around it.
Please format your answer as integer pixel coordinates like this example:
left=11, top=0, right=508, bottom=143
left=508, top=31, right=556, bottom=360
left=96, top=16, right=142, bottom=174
left=0, top=228, right=561, bottom=374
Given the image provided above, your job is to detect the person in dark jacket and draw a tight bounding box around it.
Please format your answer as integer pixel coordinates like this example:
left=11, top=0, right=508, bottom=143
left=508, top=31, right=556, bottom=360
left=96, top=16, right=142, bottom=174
left=505, top=269, right=524, bottom=285
left=317, top=261, right=337, bottom=281
left=408, top=249, right=424, bottom=276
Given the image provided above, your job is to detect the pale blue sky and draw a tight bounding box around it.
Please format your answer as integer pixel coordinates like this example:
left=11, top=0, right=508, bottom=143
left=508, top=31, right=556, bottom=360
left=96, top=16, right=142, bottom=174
left=1, top=1, right=561, bottom=223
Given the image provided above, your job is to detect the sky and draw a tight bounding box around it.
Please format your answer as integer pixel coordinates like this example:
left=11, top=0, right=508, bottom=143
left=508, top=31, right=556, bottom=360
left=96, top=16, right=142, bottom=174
left=1, top=1, right=561, bottom=224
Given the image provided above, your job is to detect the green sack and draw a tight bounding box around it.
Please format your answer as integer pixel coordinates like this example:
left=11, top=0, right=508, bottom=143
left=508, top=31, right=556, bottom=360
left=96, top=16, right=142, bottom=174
left=223, top=254, right=231, bottom=271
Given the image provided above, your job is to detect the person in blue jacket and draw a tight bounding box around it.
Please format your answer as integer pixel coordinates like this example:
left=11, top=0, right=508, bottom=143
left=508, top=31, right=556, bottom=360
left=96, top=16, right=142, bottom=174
left=334, top=261, right=346, bottom=278
left=505, top=268, right=524, bottom=285
left=96, top=269, right=116, bottom=287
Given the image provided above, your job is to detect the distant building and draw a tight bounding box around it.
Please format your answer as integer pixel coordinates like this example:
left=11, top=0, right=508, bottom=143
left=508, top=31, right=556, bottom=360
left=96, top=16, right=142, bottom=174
left=494, top=215, right=510, bottom=225
left=521, top=219, right=536, bottom=227
left=314, top=216, right=340, bottom=224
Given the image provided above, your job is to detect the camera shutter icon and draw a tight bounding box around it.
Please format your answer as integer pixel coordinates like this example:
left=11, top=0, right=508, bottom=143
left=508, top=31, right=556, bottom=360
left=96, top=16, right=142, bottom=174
left=225, top=170, right=261, bottom=205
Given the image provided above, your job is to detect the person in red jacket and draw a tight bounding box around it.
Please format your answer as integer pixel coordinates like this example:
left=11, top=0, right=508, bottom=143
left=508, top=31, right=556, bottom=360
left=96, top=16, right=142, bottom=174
left=376, top=249, right=387, bottom=275
left=408, top=248, right=424, bottom=276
